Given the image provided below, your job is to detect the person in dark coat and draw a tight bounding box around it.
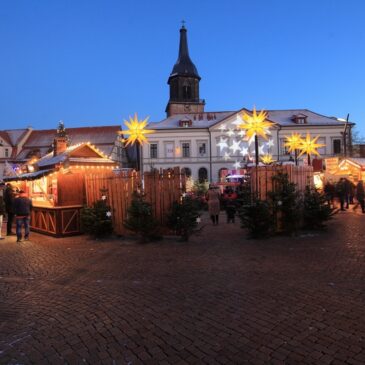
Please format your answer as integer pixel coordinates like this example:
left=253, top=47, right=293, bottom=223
left=13, top=190, right=32, bottom=243
left=353, top=180, right=365, bottom=213
left=324, top=181, right=335, bottom=207
left=4, top=183, right=15, bottom=235
left=335, top=178, right=346, bottom=211
left=225, top=192, right=237, bottom=223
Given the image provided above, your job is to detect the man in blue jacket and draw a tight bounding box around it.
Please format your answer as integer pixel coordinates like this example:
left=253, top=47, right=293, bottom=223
left=13, top=190, right=32, bottom=243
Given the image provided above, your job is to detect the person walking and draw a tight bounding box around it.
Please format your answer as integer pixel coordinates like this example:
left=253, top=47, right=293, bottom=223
left=4, top=183, right=16, bottom=235
left=0, top=193, right=5, bottom=240
left=206, top=184, right=221, bottom=225
left=336, top=178, right=346, bottom=211
left=353, top=180, right=365, bottom=214
left=13, top=190, right=32, bottom=243
left=225, top=191, right=237, bottom=223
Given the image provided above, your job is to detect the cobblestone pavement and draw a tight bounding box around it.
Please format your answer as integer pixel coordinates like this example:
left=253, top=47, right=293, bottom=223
left=1, top=209, right=365, bottom=365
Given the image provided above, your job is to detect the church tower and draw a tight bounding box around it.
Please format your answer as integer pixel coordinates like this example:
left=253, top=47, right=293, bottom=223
left=166, top=25, right=205, bottom=116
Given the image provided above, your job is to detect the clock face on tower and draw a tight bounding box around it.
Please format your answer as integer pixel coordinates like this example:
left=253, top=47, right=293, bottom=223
left=184, top=104, right=191, bottom=112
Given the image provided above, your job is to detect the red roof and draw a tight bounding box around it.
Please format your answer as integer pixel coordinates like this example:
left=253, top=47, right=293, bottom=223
left=17, top=125, right=121, bottom=160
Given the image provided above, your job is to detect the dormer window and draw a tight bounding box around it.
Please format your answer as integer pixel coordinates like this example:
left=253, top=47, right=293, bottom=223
left=292, top=114, right=308, bottom=124
left=179, top=119, right=192, bottom=128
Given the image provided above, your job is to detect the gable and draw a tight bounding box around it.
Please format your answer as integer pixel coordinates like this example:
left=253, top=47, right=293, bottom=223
left=69, top=144, right=106, bottom=159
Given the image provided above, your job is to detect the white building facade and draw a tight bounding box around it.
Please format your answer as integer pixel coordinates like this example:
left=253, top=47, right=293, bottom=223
left=141, top=26, right=353, bottom=182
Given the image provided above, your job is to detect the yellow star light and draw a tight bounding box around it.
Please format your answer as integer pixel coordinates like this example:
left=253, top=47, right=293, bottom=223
left=239, top=107, right=274, bottom=140
left=298, top=133, right=325, bottom=157
left=284, top=133, right=303, bottom=152
left=261, top=154, right=275, bottom=165
left=118, top=113, right=155, bottom=146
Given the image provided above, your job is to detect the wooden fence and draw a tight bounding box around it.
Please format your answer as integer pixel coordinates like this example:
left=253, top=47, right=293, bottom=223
left=84, top=167, right=185, bottom=235
left=251, top=165, right=314, bottom=200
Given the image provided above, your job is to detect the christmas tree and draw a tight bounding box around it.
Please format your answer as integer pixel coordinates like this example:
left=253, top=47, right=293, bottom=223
left=123, top=191, right=159, bottom=242
left=80, top=197, right=113, bottom=238
left=167, top=196, right=200, bottom=241
left=303, top=186, right=334, bottom=229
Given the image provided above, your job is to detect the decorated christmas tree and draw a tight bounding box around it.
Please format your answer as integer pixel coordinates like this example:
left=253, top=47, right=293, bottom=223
left=80, top=194, right=113, bottom=238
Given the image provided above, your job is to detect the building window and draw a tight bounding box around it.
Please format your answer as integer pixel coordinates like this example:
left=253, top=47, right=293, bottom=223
left=150, top=143, right=158, bottom=158
left=198, top=142, right=207, bottom=157
left=198, top=167, right=208, bottom=183
left=165, top=142, right=174, bottom=158
left=181, top=167, right=192, bottom=177
left=333, top=139, right=341, bottom=154
left=183, top=85, right=192, bottom=100
left=5, top=148, right=9, bottom=158
left=182, top=142, right=190, bottom=158
left=280, top=139, right=290, bottom=155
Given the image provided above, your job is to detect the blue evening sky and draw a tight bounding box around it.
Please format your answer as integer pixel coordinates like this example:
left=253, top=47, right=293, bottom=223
left=1, top=0, right=365, bottom=136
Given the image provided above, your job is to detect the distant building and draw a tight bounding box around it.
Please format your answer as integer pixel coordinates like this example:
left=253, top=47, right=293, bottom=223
left=142, top=25, right=354, bottom=182
left=0, top=125, right=131, bottom=179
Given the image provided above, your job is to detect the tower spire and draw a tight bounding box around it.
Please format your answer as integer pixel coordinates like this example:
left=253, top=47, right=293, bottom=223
left=165, top=25, right=205, bottom=116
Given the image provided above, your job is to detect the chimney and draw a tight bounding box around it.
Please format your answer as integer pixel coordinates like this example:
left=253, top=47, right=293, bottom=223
left=53, top=137, right=68, bottom=156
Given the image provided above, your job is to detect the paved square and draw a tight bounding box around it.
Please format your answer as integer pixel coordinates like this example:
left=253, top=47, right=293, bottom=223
left=1, top=211, right=365, bottom=364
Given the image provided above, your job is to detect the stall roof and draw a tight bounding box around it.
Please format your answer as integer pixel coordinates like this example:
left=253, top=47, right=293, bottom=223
left=3, top=169, right=55, bottom=182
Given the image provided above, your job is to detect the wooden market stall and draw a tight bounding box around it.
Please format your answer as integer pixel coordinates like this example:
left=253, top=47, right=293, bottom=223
left=4, top=137, right=117, bottom=237
left=329, top=158, right=365, bottom=183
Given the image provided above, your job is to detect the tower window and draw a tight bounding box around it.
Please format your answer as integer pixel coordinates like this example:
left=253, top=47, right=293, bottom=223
left=183, top=85, right=191, bottom=100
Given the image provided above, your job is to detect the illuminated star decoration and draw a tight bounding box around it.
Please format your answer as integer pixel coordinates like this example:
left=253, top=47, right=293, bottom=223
left=217, top=137, right=228, bottom=150
left=239, top=107, right=274, bottom=140
left=233, top=161, right=241, bottom=169
left=232, top=114, right=243, bottom=126
left=267, top=139, right=274, bottom=148
left=229, top=140, right=241, bottom=154
left=240, top=146, right=249, bottom=156
left=261, top=154, right=275, bottom=165
left=259, top=144, right=266, bottom=155
left=284, top=133, right=303, bottom=153
left=223, top=152, right=231, bottom=161
left=298, top=133, right=325, bottom=157
left=119, top=113, right=154, bottom=146
left=218, top=124, right=227, bottom=132
left=227, top=128, right=235, bottom=137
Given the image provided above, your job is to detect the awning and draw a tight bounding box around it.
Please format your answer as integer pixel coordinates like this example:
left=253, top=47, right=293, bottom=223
left=3, top=169, right=55, bottom=182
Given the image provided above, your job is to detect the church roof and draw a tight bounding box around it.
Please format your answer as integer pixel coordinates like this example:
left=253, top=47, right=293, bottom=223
left=168, top=26, right=200, bottom=80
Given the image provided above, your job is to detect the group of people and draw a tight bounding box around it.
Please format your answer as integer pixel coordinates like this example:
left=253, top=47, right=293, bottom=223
left=0, top=183, right=33, bottom=242
left=324, top=178, right=365, bottom=213
left=206, top=185, right=238, bottom=225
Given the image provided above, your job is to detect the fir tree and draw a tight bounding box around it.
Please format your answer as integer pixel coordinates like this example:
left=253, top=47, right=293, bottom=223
left=239, top=199, right=273, bottom=238
left=167, top=196, right=200, bottom=241
left=81, top=199, right=113, bottom=238
left=303, top=186, right=334, bottom=229
left=269, top=172, right=302, bottom=234
left=123, top=191, right=159, bottom=242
